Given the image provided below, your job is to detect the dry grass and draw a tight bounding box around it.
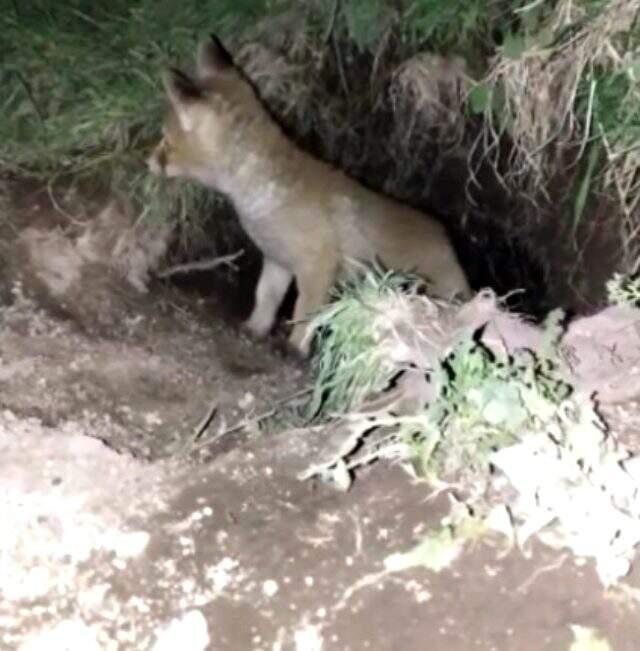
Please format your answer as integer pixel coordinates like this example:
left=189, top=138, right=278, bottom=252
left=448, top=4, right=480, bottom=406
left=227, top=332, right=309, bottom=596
left=390, top=52, right=470, bottom=150
left=472, top=0, right=640, bottom=265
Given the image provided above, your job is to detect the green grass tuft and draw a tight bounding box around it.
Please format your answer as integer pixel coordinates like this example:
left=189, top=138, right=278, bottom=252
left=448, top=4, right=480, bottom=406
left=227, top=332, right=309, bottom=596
left=306, top=263, right=424, bottom=417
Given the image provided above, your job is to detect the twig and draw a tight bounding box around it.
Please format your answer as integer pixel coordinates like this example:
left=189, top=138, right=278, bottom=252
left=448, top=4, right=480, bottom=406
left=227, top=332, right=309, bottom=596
left=176, top=400, right=219, bottom=459
left=192, top=400, right=219, bottom=442
left=574, top=78, right=596, bottom=165
left=47, top=175, right=85, bottom=225
left=323, top=0, right=341, bottom=45
left=171, top=398, right=218, bottom=457
left=189, top=407, right=277, bottom=453
left=322, top=0, right=349, bottom=97
left=332, top=38, right=350, bottom=98
left=278, top=386, right=313, bottom=404
left=185, top=386, right=312, bottom=454
left=516, top=553, right=568, bottom=593
left=157, top=250, right=244, bottom=278
left=14, top=70, right=45, bottom=126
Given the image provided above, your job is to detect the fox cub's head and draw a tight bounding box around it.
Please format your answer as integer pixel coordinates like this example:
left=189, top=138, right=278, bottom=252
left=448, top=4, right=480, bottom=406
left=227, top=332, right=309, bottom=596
left=147, top=35, right=262, bottom=185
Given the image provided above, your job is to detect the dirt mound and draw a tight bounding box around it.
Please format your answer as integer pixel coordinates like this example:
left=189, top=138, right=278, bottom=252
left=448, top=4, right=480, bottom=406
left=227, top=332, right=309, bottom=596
left=3, top=409, right=639, bottom=651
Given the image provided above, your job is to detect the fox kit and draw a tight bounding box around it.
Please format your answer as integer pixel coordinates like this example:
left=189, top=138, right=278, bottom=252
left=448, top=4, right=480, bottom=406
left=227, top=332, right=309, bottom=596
left=148, top=35, right=471, bottom=356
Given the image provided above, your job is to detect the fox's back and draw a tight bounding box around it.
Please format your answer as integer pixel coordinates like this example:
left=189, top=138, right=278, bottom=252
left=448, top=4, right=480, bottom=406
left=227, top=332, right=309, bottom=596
left=270, top=159, right=467, bottom=289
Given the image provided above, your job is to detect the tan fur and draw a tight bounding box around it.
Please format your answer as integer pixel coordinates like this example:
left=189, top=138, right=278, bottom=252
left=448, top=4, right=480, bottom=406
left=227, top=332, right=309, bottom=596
left=148, top=36, right=471, bottom=356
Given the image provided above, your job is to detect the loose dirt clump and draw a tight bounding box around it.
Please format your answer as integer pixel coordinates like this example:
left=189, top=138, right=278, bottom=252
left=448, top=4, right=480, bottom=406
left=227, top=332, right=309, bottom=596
left=3, top=196, right=171, bottom=337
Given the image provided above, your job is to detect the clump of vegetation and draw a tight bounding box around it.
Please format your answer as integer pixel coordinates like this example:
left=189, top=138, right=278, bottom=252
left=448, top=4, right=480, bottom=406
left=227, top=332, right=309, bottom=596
left=307, top=264, right=425, bottom=416
left=410, top=336, right=572, bottom=479
left=301, top=271, right=640, bottom=587
left=607, top=271, right=640, bottom=307
left=305, top=272, right=573, bottom=484
left=468, top=0, right=640, bottom=266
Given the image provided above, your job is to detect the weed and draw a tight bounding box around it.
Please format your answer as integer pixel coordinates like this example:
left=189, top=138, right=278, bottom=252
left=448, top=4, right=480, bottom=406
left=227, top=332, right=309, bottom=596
left=408, top=334, right=572, bottom=480
left=606, top=271, right=640, bottom=306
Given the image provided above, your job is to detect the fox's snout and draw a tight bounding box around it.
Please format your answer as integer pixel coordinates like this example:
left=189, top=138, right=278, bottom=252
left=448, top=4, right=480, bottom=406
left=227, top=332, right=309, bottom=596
left=146, top=150, right=162, bottom=175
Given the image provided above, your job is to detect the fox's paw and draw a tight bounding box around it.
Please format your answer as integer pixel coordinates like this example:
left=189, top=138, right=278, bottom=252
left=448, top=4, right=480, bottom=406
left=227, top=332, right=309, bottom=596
left=287, top=325, right=314, bottom=360
left=240, top=317, right=271, bottom=341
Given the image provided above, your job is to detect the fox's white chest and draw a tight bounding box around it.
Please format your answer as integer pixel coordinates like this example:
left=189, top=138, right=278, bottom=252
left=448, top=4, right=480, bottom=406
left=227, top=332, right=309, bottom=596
left=221, top=155, right=288, bottom=223
left=235, top=181, right=287, bottom=223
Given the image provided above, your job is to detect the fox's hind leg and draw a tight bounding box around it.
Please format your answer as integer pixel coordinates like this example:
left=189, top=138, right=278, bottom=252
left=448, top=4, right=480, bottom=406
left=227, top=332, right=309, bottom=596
left=243, top=257, right=293, bottom=339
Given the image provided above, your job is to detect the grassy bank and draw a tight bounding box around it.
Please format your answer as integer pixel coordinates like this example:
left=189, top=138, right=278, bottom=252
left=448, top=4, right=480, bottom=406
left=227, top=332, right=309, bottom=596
left=1, top=1, right=638, bottom=277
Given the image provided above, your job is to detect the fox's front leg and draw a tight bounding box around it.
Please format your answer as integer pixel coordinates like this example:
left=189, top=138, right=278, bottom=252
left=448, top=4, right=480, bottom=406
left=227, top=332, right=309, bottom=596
left=288, top=256, right=339, bottom=357
left=243, top=258, right=293, bottom=339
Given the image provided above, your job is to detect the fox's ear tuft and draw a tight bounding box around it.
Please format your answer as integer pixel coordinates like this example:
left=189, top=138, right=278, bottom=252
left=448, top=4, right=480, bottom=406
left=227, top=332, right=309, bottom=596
left=196, top=34, right=234, bottom=80
left=161, top=68, right=201, bottom=131
left=162, top=68, right=203, bottom=103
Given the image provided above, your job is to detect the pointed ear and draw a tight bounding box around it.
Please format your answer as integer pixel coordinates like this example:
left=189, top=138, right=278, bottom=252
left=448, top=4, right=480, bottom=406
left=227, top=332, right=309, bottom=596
left=161, top=68, right=202, bottom=131
left=196, top=34, right=234, bottom=80
left=162, top=68, right=203, bottom=103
